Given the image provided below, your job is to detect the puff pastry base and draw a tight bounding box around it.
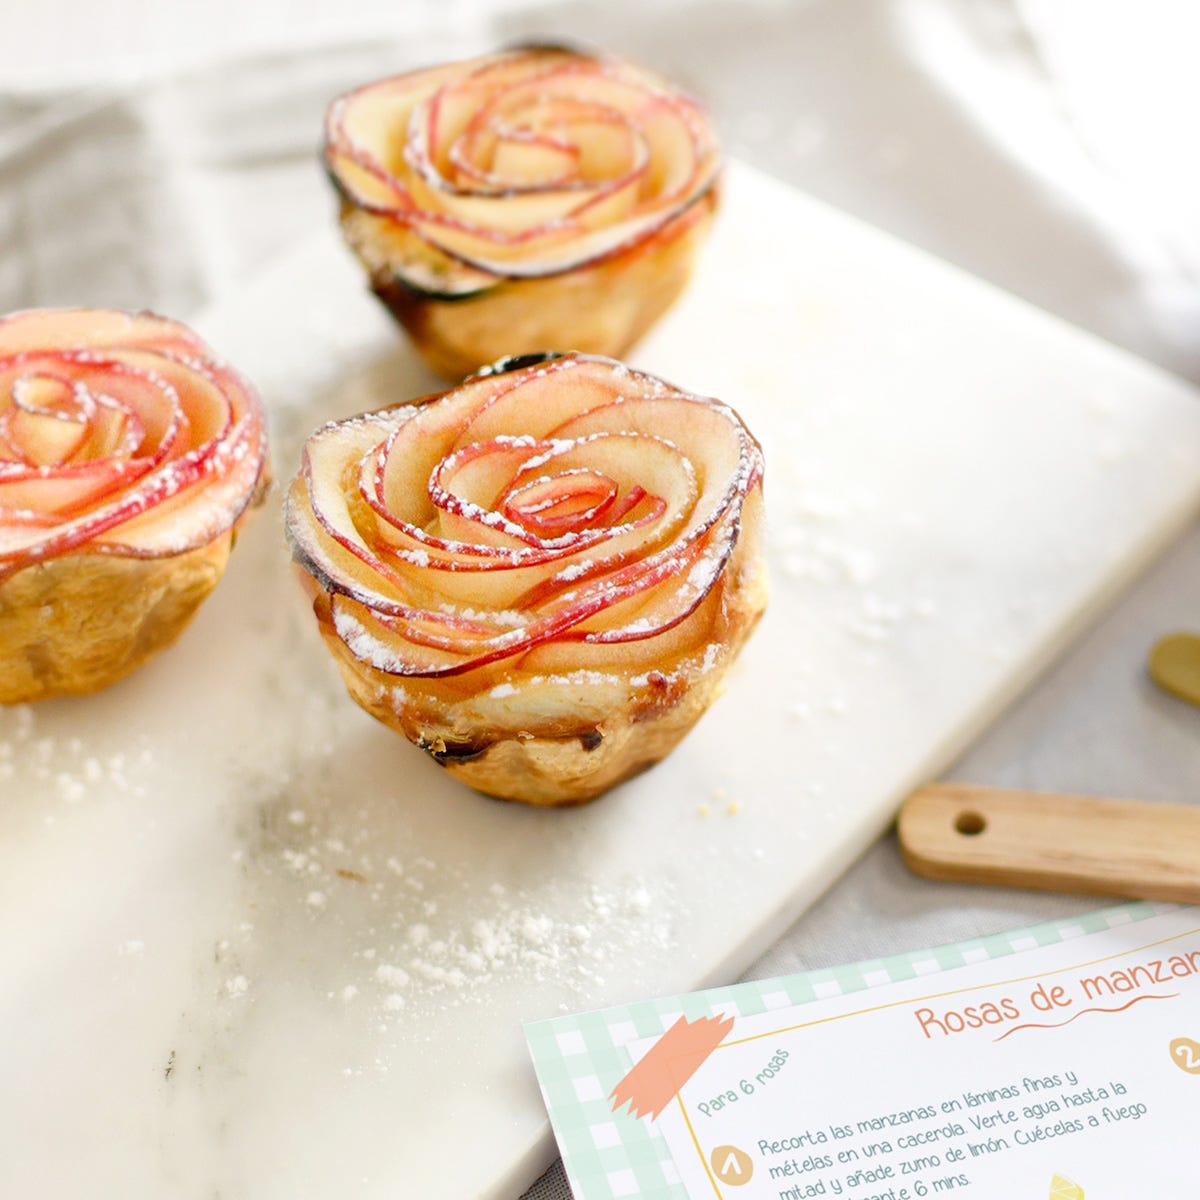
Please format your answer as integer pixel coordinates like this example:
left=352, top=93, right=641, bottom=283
left=341, top=194, right=718, bottom=380
left=0, top=537, right=231, bottom=704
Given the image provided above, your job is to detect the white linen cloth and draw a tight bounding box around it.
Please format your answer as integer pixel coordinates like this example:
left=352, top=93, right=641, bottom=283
left=3, top=3, right=1197, bottom=1197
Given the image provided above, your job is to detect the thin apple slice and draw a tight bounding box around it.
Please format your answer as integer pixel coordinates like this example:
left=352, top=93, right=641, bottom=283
left=501, top=469, right=618, bottom=535
left=5, top=403, right=89, bottom=467
left=0, top=458, right=148, bottom=515
left=0, top=308, right=206, bottom=358
left=489, top=134, right=580, bottom=188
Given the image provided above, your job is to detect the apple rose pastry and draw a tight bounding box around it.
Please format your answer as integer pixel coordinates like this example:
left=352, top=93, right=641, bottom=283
left=285, top=352, right=766, bottom=806
left=323, top=46, right=721, bottom=379
left=0, top=308, right=268, bottom=703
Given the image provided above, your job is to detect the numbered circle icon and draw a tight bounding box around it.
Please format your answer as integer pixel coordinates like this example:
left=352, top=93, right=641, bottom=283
left=1170, top=1036, right=1200, bottom=1075
left=710, top=1144, right=754, bottom=1187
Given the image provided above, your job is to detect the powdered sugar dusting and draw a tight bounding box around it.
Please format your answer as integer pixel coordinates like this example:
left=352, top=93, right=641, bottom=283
left=224, top=783, right=679, bottom=1053
left=0, top=703, right=155, bottom=803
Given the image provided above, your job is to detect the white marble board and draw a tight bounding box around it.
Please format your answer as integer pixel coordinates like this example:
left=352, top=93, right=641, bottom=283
left=2, top=162, right=1199, bottom=1199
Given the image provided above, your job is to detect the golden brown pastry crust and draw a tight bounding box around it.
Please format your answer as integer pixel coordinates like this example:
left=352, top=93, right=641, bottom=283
left=0, top=308, right=268, bottom=704
left=0, top=538, right=231, bottom=703
left=343, top=193, right=717, bottom=381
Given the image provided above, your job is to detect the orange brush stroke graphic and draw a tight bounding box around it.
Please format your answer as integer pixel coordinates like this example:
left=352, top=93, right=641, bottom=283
left=992, top=992, right=1178, bottom=1042
left=609, top=1013, right=735, bottom=1121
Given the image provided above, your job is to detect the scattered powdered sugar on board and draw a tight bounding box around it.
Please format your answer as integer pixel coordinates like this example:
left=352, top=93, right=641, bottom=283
left=215, top=753, right=680, bottom=1059
left=268, top=830, right=674, bottom=1014
left=0, top=703, right=156, bottom=811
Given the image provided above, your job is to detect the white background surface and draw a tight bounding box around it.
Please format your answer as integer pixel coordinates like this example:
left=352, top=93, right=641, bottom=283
left=2, top=3, right=1198, bottom=1198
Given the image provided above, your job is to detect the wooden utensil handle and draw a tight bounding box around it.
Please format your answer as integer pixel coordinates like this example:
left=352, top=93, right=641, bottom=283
left=899, top=783, right=1200, bottom=904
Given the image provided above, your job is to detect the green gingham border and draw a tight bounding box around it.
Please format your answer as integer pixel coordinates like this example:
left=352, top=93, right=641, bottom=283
left=525, top=901, right=1176, bottom=1200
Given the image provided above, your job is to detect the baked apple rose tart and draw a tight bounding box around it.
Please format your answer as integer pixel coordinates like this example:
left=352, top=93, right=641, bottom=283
left=285, top=353, right=766, bottom=806
left=324, top=46, right=721, bottom=379
left=0, top=309, right=268, bottom=702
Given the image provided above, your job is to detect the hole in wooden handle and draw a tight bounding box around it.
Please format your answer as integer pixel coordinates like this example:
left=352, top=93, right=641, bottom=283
left=901, top=784, right=1200, bottom=902
left=954, top=810, right=986, bottom=836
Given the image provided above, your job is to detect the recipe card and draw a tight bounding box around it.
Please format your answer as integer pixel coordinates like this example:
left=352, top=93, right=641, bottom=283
left=526, top=903, right=1200, bottom=1199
